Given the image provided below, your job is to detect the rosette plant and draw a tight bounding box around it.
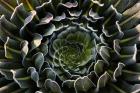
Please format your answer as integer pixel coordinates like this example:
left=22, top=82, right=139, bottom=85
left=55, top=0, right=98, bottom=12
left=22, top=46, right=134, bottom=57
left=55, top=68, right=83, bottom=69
left=0, top=0, right=140, bottom=93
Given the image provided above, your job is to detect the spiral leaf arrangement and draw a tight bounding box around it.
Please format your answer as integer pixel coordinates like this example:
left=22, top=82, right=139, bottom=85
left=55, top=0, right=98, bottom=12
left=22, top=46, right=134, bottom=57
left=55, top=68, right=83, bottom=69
left=0, top=0, right=140, bottom=93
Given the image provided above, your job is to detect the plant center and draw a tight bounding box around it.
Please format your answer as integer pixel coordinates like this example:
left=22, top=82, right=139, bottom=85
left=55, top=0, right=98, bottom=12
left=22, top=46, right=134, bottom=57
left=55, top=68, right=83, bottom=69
left=51, top=30, right=96, bottom=70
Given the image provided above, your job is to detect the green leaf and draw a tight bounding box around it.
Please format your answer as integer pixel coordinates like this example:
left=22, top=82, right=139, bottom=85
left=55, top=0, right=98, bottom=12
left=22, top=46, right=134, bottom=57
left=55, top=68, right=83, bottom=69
left=74, top=76, right=95, bottom=92
left=45, top=79, right=62, bottom=93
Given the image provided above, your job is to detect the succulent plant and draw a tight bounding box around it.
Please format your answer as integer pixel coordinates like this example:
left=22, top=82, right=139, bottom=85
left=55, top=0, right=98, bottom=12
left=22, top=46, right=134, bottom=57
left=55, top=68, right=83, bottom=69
left=0, top=0, right=140, bottom=93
